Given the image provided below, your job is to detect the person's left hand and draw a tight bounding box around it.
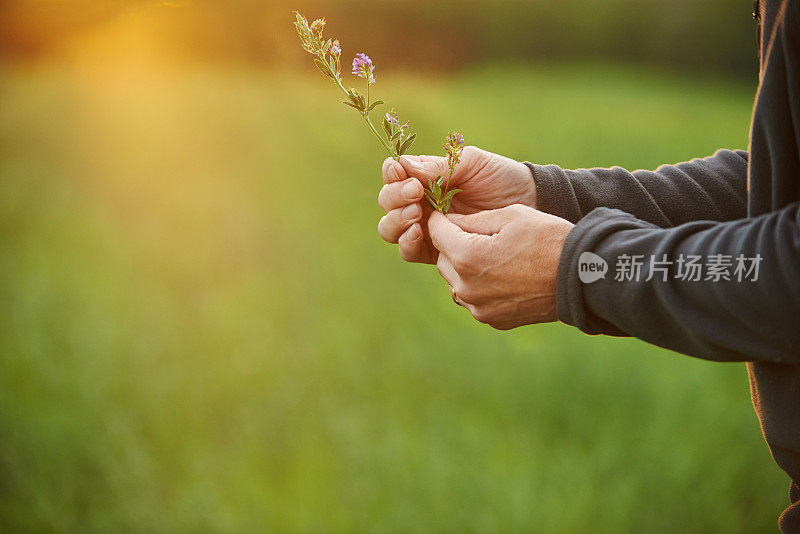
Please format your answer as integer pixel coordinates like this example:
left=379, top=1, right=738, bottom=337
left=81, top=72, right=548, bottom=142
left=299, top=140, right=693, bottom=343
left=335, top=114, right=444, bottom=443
left=427, top=204, right=574, bottom=330
left=377, top=147, right=537, bottom=265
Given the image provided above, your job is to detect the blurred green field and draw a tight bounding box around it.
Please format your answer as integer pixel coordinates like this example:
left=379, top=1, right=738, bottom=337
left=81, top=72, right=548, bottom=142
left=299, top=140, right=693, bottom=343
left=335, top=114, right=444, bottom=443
left=0, top=62, right=788, bottom=532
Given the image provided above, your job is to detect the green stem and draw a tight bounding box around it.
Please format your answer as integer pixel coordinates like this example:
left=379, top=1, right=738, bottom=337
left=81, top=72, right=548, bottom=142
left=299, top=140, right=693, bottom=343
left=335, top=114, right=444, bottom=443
left=364, top=115, right=396, bottom=158
left=323, top=55, right=397, bottom=159
left=444, top=165, right=455, bottom=195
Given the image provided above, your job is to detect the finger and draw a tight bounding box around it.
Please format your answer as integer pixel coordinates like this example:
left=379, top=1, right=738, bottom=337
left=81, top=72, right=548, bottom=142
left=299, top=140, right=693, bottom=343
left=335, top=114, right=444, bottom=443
left=439, top=257, right=479, bottom=311
left=436, top=254, right=460, bottom=288
left=437, top=256, right=475, bottom=310
left=398, top=223, right=433, bottom=264
left=378, top=178, right=423, bottom=212
left=427, top=210, right=487, bottom=261
left=378, top=204, right=422, bottom=243
left=398, top=154, right=448, bottom=185
left=382, top=157, right=407, bottom=184
left=437, top=254, right=489, bottom=305
left=445, top=206, right=520, bottom=236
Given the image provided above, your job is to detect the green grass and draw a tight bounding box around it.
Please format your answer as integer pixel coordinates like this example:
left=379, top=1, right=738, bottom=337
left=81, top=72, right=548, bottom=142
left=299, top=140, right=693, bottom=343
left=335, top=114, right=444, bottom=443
left=0, top=61, right=786, bottom=532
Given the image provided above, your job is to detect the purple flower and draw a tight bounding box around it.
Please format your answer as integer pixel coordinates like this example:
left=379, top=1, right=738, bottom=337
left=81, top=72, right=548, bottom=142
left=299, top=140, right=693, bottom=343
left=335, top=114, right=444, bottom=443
left=352, top=53, right=376, bottom=85
left=444, top=131, right=465, bottom=170
left=445, top=132, right=464, bottom=150
left=385, top=112, right=409, bottom=133
left=330, top=40, right=341, bottom=57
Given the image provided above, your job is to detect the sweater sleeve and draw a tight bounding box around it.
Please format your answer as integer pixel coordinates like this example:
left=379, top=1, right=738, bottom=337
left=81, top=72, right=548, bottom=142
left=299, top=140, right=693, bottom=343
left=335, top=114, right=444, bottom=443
left=556, top=204, right=800, bottom=363
left=524, top=149, right=748, bottom=227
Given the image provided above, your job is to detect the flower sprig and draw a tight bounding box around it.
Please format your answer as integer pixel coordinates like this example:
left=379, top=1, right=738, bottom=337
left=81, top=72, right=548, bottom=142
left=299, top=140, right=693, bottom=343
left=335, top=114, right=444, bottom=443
left=294, top=12, right=463, bottom=213
left=425, top=132, right=465, bottom=213
left=294, top=12, right=409, bottom=158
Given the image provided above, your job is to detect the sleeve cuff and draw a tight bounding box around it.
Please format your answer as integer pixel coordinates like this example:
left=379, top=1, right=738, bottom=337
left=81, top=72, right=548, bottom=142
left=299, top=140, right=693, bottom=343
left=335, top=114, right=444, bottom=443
left=556, top=207, right=657, bottom=335
left=523, top=162, right=584, bottom=223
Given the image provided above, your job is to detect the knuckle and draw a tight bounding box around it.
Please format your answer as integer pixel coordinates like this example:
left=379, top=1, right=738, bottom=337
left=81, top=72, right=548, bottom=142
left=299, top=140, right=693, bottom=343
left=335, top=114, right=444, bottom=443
left=462, top=145, right=481, bottom=159
left=471, top=307, right=492, bottom=324
left=508, top=203, right=530, bottom=216
left=456, top=286, right=480, bottom=304
left=453, top=249, right=478, bottom=276
left=452, top=254, right=470, bottom=274
left=452, top=281, right=468, bottom=298
left=420, top=155, right=447, bottom=176
left=435, top=259, right=449, bottom=279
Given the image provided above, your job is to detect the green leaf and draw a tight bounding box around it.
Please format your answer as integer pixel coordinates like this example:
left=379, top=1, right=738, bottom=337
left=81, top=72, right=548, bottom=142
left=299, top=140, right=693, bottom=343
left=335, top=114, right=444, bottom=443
left=357, top=95, right=366, bottom=110
left=321, top=39, right=332, bottom=54
left=382, top=117, right=392, bottom=138
left=395, top=138, right=403, bottom=155
left=295, top=13, right=309, bottom=32
left=423, top=191, right=438, bottom=210
left=436, top=176, right=445, bottom=187
left=342, top=101, right=361, bottom=110
left=441, top=188, right=462, bottom=202
left=442, top=198, right=453, bottom=213
left=429, top=179, right=441, bottom=198
left=367, top=100, right=384, bottom=111
left=398, top=133, right=416, bottom=156
left=314, top=59, right=333, bottom=78
left=344, top=90, right=365, bottom=111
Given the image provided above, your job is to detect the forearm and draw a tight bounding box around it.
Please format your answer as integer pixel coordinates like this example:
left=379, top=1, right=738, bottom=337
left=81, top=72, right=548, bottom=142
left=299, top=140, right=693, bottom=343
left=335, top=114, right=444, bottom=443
left=557, top=203, right=800, bottom=363
left=525, top=149, right=748, bottom=227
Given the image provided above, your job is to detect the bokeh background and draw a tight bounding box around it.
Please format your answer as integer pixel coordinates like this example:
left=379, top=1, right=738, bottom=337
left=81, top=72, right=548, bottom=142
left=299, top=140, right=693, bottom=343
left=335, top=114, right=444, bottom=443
left=0, top=1, right=787, bottom=532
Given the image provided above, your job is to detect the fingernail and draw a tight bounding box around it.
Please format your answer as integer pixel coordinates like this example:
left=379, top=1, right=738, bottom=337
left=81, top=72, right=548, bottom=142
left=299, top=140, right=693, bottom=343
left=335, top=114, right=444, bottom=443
left=406, top=224, right=420, bottom=241
left=402, top=180, right=420, bottom=199
left=387, top=165, right=399, bottom=182
left=400, top=156, right=423, bottom=171
left=447, top=213, right=465, bottom=221
left=402, top=203, right=421, bottom=221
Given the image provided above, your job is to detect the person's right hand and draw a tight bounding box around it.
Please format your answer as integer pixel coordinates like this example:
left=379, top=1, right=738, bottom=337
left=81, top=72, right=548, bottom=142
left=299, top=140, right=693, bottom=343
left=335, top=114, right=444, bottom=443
left=377, top=146, right=538, bottom=264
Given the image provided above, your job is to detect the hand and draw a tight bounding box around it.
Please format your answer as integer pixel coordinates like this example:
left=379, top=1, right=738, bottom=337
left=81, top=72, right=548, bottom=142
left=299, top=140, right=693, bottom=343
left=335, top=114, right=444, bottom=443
left=377, top=147, right=537, bottom=264
left=427, top=204, right=574, bottom=330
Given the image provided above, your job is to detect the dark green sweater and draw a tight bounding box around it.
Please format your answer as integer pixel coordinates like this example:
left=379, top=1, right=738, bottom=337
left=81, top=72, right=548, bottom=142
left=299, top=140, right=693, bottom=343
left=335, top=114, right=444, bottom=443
left=527, top=0, right=799, bottom=530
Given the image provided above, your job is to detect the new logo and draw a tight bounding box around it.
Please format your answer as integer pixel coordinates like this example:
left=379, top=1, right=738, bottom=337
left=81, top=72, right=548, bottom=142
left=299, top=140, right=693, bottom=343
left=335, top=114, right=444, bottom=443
left=578, top=252, right=608, bottom=283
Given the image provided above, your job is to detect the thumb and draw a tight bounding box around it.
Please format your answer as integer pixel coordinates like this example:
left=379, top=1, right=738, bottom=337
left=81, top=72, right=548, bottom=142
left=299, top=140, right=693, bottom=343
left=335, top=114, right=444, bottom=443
left=446, top=206, right=517, bottom=236
left=427, top=210, right=474, bottom=259
left=398, top=155, right=448, bottom=185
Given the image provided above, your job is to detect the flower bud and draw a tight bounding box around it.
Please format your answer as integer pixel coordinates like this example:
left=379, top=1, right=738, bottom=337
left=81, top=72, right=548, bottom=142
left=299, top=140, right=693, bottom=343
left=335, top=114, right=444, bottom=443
left=310, top=18, right=326, bottom=35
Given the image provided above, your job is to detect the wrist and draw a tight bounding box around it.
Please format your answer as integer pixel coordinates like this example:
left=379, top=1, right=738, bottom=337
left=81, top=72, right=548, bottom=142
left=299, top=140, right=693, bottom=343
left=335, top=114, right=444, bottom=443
left=547, top=219, right=574, bottom=314
left=514, top=160, right=539, bottom=209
